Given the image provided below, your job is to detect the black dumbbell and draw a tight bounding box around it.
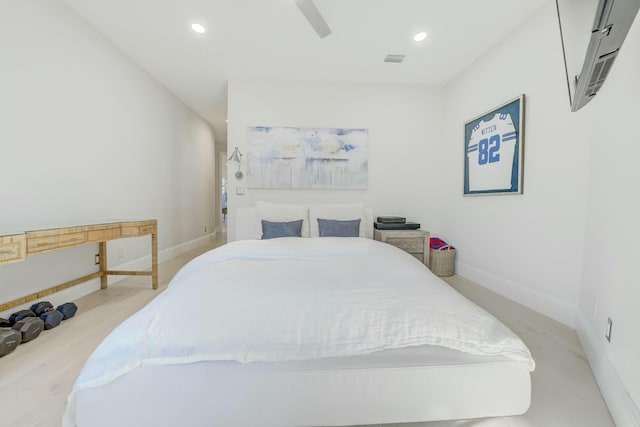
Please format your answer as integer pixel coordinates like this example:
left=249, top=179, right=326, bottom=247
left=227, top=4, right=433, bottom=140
left=40, top=310, right=64, bottom=330
left=57, top=303, right=78, bottom=320
left=9, top=310, right=35, bottom=326
left=30, top=301, right=54, bottom=316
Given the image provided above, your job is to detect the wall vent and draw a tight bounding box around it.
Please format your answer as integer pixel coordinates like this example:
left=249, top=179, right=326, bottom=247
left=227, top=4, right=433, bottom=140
left=384, top=54, right=406, bottom=63
left=585, top=50, right=618, bottom=97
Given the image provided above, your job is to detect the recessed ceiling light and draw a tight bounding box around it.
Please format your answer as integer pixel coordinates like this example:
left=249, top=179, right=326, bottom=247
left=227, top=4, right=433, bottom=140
left=413, top=31, right=427, bottom=42
left=191, top=23, right=206, bottom=34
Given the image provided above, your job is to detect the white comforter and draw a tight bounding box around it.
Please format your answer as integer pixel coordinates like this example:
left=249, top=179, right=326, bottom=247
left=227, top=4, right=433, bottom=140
left=64, top=237, right=534, bottom=425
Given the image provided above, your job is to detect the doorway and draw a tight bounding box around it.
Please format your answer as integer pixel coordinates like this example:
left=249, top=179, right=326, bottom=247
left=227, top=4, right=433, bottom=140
left=219, top=150, right=228, bottom=232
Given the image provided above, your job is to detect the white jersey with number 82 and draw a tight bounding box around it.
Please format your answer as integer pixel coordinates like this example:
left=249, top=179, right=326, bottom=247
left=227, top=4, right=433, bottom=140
left=467, top=113, right=517, bottom=191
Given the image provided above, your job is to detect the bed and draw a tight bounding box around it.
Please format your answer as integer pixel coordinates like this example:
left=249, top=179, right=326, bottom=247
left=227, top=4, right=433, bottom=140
left=63, top=204, right=534, bottom=427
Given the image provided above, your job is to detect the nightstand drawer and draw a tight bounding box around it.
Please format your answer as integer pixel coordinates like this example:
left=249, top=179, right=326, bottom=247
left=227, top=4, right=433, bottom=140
left=385, top=237, right=424, bottom=253
left=373, top=228, right=430, bottom=267
left=410, top=253, right=424, bottom=262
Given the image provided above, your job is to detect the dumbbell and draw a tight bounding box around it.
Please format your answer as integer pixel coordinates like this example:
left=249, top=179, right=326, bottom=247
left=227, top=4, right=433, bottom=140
left=0, top=328, right=21, bottom=357
left=6, top=301, right=78, bottom=334
left=28, top=301, right=62, bottom=330
left=40, top=310, right=64, bottom=330
left=12, top=317, right=44, bottom=343
left=8, top=309, right=35, bottom=326
left=30, top=301, right=53, bottom=316
left=57, top=302, right=78, bottom=320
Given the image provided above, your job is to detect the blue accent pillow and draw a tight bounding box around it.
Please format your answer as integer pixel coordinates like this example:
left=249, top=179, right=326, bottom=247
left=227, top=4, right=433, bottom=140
left=261, top=219, right=304, bottom=239
left=317, top=218, right=361, bottom=237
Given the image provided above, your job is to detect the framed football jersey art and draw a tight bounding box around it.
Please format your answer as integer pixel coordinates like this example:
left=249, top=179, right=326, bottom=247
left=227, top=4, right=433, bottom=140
left=464, top=95, right=524, bottom=195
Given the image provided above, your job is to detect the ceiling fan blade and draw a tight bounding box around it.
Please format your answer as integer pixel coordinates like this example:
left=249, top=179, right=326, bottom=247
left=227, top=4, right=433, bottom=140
left=295, top=0, right=332, bottom=38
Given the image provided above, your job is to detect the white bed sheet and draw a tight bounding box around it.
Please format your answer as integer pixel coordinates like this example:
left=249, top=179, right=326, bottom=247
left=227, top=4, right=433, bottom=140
left=65, top=237, right=534, bottom=426
left=75, top=344, right=531, bottom=427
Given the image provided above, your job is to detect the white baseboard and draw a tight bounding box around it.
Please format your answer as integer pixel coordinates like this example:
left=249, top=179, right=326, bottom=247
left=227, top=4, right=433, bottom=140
left=157, top=231, right=217, bottom=265
left=455, top=261, right=577, bottom=328
left=108, top=232, right=217, bottom=285
left=576, top=312, right=640, bottom=427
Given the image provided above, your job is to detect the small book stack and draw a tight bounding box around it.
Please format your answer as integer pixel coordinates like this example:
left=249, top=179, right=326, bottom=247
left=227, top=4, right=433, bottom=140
left=374, top=216, right=420, bottom=230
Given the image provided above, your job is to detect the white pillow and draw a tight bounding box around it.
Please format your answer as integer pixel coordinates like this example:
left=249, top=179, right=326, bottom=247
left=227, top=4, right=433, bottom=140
left=309, top=203, right=366, bottom=237
left=255, top=201, right=310, bottom=238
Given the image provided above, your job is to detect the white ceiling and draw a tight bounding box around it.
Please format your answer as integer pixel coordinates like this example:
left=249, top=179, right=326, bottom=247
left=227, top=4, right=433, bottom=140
left=63, top=0, right=549, bottom=143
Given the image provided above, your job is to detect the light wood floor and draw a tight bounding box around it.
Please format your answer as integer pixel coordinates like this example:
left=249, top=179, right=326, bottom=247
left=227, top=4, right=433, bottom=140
left=0, top=234, right=614, bottom=427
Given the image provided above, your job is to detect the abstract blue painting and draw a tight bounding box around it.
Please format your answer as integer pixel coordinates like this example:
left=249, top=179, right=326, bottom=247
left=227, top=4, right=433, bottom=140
left=246, top=126, right=368, bottom=189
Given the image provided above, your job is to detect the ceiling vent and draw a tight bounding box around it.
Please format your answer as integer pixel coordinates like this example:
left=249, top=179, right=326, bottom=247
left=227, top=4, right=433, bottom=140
left=384, top=54, right=406, bottom=63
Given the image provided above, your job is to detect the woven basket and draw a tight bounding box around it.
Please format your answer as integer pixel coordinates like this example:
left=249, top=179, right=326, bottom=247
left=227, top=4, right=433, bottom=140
left=429, top=247, right=456, bottom=277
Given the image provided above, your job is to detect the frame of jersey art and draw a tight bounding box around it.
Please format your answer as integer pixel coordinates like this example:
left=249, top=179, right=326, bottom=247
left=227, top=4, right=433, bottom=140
left=464, top=95, right=524, bottom=195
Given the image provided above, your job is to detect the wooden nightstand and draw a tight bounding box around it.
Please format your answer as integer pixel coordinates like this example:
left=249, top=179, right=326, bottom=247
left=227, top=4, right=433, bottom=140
left=374, top=229, right=430, bottom=267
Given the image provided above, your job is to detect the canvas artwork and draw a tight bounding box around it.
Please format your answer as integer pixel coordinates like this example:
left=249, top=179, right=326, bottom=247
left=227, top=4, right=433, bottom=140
left=246, top=126, right=368, bottom=189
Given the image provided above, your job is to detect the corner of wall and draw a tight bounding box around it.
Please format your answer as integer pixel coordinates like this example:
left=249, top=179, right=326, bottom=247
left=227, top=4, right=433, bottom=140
left=575, top=311, right=640, bottom=427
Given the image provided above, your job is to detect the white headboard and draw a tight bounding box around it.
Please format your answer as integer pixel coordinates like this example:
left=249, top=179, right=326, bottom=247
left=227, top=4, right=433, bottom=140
left=235, top=207, right=374, bottom=241
left=235, top=207, right=260, bottom=241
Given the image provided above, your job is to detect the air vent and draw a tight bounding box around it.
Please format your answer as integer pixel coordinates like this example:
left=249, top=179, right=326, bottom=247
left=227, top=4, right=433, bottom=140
left=384, top=54, right=406, bottom=63
left=585, top=51, right=618, bottom=96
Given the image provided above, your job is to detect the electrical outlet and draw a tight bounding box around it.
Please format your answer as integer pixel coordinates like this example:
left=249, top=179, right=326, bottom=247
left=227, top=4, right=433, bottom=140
left=94, top=254, right=100, bottom=265
left=605, top=317, right=613, bottom=342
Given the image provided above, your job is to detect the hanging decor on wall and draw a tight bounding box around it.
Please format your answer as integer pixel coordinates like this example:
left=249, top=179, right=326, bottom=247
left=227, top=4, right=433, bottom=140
left=464, top=95, right=524, bottom=196
left=246, top=126, right=368, bottom=189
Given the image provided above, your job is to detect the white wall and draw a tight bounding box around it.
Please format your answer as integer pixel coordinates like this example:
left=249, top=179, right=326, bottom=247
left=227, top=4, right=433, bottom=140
left=226, top=80, right=445, bottom=242
left=441, top=1, right=640, bottom=423
left=576, top=12, right=640, bottom=425
left=440, top=2, right=593, bottom=327
left=0, top=0, right=215, bottom=315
